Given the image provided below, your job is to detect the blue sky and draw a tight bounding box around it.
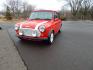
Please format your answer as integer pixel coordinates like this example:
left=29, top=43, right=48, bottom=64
left=0, top=0, right=69, bottom=11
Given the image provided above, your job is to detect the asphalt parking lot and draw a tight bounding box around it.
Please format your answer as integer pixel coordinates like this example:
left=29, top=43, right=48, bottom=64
left=1, top=21, right=93, bottom=70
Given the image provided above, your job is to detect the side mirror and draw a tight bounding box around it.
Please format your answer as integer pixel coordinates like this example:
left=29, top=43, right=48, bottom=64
left=54, top=15, right=59, bottom=21
left=55, top=18, right=59, bottom=21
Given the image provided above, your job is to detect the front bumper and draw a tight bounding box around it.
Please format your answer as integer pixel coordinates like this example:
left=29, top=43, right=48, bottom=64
left=16, top=28, right=49, bottom=40
left=18, top=35, right=48, bottom=40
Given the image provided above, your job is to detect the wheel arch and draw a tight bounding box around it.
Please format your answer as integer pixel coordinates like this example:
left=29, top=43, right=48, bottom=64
left=48, top=29, right=54, bottom=37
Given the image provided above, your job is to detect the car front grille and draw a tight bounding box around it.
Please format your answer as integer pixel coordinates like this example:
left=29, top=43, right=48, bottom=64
left=19, top=28, right=41, bottom=37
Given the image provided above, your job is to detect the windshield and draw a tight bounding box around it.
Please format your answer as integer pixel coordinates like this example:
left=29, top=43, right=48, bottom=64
left=29, top=12, right=53, bottom=20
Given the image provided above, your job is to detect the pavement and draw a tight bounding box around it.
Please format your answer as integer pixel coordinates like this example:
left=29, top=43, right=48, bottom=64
left=7, top=21, right=93, bottom=70
left=0, top=29, right=27, bottom=70
left=0, top=21, right=93, bottom=70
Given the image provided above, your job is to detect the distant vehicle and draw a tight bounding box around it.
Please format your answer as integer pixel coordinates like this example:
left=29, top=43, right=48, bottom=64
left=15, top=10, right=62, bottom=44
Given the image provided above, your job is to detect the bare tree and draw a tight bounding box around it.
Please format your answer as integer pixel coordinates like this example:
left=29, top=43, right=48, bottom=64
left=89, top=6, right=93, bottom=19
left=79, top=0, right=92, bottom=19
left=6, top=0, right=23, bottom=18
left=5, top=6, right=12, bottom=20
left=89, top=1, right=93, bottom=19
left=15, top=0, right=23, bottom=18
left=66, top=0, right=84, bottom=17
left=8, top=0, right=16, bottom=16
left=22, top=2, right=35, bottom=18
left=4, top=0, right=35, bottom=19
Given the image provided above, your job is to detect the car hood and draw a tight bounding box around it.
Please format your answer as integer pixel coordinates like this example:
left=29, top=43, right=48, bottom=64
left=17, top=20, right=51, bottom=29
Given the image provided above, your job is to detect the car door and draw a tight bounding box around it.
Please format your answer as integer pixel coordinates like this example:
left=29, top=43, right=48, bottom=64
left=53, top=12, right=61, bottom=33
left=57, top=13, right=62, bottom=31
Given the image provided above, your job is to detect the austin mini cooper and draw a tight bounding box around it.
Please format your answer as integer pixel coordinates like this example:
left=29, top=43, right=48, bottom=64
left=15, top=10, right=62, bottom=44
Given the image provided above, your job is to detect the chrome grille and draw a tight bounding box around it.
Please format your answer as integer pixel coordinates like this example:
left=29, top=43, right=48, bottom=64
left=19, top=28, right=40, bottom=37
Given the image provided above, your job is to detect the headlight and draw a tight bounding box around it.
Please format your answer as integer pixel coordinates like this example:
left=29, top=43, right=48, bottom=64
left=38, top=25, right=45, bottom=32
left=15, top=25, right=19, bottom=30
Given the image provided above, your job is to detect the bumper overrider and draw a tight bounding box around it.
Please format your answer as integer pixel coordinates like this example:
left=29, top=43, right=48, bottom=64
left=18, top=35, right=48, bottom=40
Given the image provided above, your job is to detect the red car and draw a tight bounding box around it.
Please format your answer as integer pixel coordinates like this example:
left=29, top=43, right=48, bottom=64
left=15, top=10, right=62, bottom=44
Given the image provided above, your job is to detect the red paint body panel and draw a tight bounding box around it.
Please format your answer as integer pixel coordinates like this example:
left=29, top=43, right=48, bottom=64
left=15, top=10, right=62, bottom=40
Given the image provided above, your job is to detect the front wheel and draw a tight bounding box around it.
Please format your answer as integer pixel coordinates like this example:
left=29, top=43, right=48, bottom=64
left=18, top=37, right=26, bottom=41
left=58, top=24, right=62, bottom=33
left=47, top=31, right=54, bottom=44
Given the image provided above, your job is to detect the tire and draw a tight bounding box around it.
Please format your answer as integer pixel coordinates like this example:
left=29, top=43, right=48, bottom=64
left=58, top=24, right=62, bottom=33
left=47, top=31, right=54, bottom=44
left=18, top=37, right=26, bottom=41
left=58, top=29, right=61, bottom=33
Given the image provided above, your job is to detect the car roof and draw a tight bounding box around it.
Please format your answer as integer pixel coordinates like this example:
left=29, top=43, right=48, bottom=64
left=32, top=10, right=58, bottom=13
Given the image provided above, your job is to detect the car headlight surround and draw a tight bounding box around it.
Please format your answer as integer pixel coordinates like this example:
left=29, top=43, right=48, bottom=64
left=38, top=25, right=46, bottom=32
left=15, top=25, right=19, bottom=30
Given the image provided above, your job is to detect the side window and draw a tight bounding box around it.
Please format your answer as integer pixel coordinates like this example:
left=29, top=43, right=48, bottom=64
left=54, top=12, right=60, bottom=18
left=57, top=13, right=60, bottom=19
left=56, top=13, right=60, bottom=18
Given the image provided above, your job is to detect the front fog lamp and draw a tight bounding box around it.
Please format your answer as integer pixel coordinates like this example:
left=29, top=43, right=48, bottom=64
left=38, top=25, right=45, bottom=32
left=15, top=25, right=19, bottom=30
left=19, top=32, right=23, bottom=35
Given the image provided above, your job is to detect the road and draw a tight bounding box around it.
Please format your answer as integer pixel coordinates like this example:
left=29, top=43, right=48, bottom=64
left=1, top=21, right=93, bottom=70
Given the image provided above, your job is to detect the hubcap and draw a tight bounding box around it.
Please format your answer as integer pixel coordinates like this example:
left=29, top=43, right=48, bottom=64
left=50, top=33, right=54, bottom=43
